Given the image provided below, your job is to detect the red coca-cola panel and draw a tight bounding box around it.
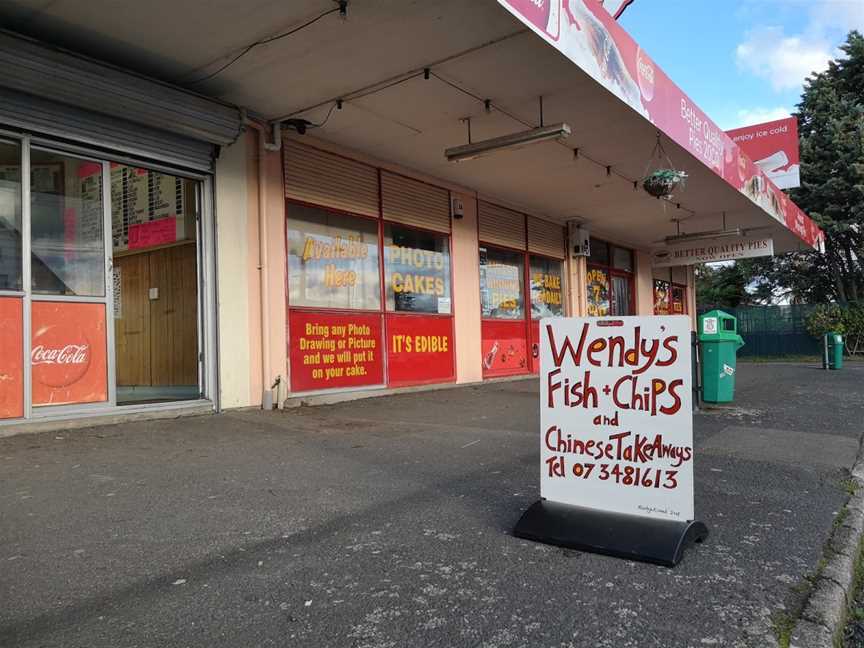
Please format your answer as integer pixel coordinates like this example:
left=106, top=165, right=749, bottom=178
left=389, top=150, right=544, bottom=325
left=0, top=297, right=24, bottom=419
left=31, top=301, right=108, bottom=406
left=386, top=314, right=455, bottom=388
left=481, top=319, right=529, bottom=378
left=288, top=309, right=384, bottom=392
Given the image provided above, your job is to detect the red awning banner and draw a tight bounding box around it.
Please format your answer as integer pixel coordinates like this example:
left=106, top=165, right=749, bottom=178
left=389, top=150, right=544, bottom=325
left=497, top=0, right=824, bottom=250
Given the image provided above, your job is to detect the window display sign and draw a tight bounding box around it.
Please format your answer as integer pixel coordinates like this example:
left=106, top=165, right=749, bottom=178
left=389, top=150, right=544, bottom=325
left=0, top=297, right=24, bottom=419
left=539, top=316, right=694, bottom=522
left=653, top=280, right=670, bottom=315
left=585, top=267, right=610, bottom=316
left=384, top=225, right=451, bottom=314
left=31, top=301, right=108, bottom=406
left=482, top=320, right=528, bottom=377
left=480, top=247, right=524, bottom=319
left=530, top=256, right=564, bottom=318
left=386, top=315, right=455, bottom=387
left=289, top=310, right=384, bottom=392
left=287, top=206, right=381, bottom=311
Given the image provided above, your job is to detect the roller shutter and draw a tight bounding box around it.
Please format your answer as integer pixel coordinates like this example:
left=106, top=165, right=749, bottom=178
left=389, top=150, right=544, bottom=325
left=381, top=172, right=450, bottom=233
left=283, top=140, right=379, bottom=218
left=0, top=31, right=242, bottom=171
left=478, top=201, right=526, bottom=250
left=527, top=217, right=565, bottom=258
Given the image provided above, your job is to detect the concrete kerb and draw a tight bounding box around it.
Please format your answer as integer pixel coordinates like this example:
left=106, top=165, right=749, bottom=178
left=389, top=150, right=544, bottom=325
left=786, top=461, right=864, bottom=648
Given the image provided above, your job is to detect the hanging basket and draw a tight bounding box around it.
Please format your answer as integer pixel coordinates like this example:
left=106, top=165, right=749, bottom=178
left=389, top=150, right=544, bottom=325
left=643, top=169, right=687, bottom=199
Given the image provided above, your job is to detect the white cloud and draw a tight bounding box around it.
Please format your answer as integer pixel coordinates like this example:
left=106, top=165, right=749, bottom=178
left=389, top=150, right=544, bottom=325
left=735, top=27, right=834, bottom=91
left=734, top=0, right=863, bottom=92
left=726, top=106, right=793, bottom=130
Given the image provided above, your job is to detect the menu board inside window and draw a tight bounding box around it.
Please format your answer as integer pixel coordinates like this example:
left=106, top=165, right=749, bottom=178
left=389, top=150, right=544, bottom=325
left=654, top=280, right=671, bottom=315
left=530, top=256, right=564, bottom=318
left=110, top=165, right=187, bottom=252
left=586, top=267, right=610, bottom=317
left=287, top=204, right=381, bottom=311
left=480, top=247, right=524, bottom=319
left=384, top=224, right=451, bottom=315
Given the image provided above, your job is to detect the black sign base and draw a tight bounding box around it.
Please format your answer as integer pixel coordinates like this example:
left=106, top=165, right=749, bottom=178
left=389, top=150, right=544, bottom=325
left=513, top=499, right=708, bottom=567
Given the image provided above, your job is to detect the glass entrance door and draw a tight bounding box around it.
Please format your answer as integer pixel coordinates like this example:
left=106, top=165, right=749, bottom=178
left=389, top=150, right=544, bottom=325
left=29, top=148, right=112, bottom=411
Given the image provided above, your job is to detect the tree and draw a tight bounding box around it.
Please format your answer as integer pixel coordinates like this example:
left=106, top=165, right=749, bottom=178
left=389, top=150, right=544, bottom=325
left=725, top=31, right=864, bottom=305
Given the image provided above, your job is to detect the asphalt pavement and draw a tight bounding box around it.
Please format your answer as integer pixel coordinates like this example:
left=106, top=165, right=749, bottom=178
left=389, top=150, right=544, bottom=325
left=1, top=361, right=862, bottom=647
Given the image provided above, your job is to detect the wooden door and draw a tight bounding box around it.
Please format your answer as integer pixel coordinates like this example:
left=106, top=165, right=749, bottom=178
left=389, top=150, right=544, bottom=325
left=149, top=243, right=198, bottom=386
left=114, top=253, right=151, bottom=386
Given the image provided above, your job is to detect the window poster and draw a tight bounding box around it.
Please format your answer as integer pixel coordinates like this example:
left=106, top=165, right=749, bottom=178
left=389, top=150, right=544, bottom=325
left=386, top=314, right=455, bottom=387
left=530, top=257, right=564, bottom=318
left=654, top=280, right=671, bottom=315
left=289, top=310, right=384, bottom=392
left=480, top=247, right=525, bottom=319
left=31, top=301, right=108, bottom=406
left=481, top=320, right=528, bottom=377
left=287, top=205, right=381, bottom=311
left=384, top=225, right=451, bottom=315
left=586, top=267, right=610, bottom=317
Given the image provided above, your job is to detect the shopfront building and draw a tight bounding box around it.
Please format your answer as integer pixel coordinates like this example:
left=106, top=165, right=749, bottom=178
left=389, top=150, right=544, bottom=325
left=0, top=32, right=240, bottom=427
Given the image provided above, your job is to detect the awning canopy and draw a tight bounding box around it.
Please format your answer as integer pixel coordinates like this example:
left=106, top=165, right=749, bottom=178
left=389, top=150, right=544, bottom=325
left=0, top=0, right=823, bottom=253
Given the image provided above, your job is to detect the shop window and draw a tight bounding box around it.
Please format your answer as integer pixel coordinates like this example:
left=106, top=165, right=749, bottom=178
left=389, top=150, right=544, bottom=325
left=480, top=246, right=525, bottom=319
left=530, top=255, right=564, bottom=318
left=586, top=266, right=611, bottom=316
left=383, top=224, right=451, bottom=315
left=654, top=280, right=671, bottom=315
left=287, top=204, right=381, bottom=311
left=671, top=284, right=687, bottom=314
left=587, top=239, right=634, bottom=316
left=0, top=140, right=22, bottom=291
left=612, top=245, right=634, bottom=272
left=30, top=150, right=105, bottom=297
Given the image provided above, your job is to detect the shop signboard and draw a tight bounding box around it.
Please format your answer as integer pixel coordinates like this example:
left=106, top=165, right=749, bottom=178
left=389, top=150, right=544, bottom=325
left=0, top=297, right=24, bottom=419
left=652, top=235, right=774, bottom=267
left=539, top=316, right=694, bottom=522
left=31, top=301, right=108, bottom=406
left=288, top=310, right=384, bottom=392
left=386, top=314, right=455, bottom=387
left=725, top=117, right=800, bottom=190
left=495, top=0, right=823, bottom=250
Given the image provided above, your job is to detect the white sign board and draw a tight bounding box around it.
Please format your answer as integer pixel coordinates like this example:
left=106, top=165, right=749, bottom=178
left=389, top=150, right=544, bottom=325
left=540, top=316, right=694, bottom=522
left=652, top=236, right=774, bottom=267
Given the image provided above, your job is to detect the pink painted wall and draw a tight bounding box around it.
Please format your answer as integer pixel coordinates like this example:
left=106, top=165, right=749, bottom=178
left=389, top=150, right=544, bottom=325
left=451, top=193, right=482, bottom=383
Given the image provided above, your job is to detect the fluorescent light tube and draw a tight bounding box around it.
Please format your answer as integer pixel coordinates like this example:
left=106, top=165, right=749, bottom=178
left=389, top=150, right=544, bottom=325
left=663, top=228, right=743, bottom=244
left=445, top=123, right=571, bottom=162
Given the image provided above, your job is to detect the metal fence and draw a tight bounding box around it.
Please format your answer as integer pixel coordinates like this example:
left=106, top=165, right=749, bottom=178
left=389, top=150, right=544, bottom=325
left=696, top=305, right=822, bottom=357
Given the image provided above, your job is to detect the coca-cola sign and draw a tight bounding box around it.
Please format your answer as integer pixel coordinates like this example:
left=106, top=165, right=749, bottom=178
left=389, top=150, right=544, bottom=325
left=31, top=302, right=107, bottom=405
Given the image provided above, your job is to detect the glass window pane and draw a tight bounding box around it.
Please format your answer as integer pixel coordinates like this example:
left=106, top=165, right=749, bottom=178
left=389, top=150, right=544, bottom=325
left=586, top=266, right=610, bottom=317
left=30, top=150, right=105, bottom=296
left=671, top=285, right=686, bottom=314
left=530, top=255, right=564, bottom=318
left=480, top=247, right=524, bottom=319
left=611, top=274, right=633, bottom=315
left=588, top=238, right=609, bottom=266
left=384, top=224, right=451, bottom=314
left=287, top=204, right=381, bottom=310
left=0, top=140, right=22, bottom=291
left=612, top=245, right=633, bottom=272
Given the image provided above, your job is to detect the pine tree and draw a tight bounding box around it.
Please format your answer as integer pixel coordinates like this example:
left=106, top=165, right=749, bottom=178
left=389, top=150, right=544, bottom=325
left=787, top=30, right=864, bottom=304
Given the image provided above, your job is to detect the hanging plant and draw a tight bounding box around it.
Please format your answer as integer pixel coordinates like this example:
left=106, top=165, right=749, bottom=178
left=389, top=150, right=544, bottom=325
left=643, top=169, right=687, bottom=199
left=641, top=134, right=687, bottom=200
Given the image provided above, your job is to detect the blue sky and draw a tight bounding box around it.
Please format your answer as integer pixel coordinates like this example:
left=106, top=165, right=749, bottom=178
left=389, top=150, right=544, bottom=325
left=617, top=0, right=864, bottom=130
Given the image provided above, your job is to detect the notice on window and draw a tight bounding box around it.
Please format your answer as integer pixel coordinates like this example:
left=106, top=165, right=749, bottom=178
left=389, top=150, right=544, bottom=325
left=387, top=314, right=454, bottom=386
left=540, top=316, right=694, bottom=522
left=289, top=310, right=384, bottom=392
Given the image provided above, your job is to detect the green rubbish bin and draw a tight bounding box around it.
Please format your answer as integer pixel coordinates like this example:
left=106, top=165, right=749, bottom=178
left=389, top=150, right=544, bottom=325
left=825, top=332, right=844, bottom=370
left=698, top=310, right=745, bottom=403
